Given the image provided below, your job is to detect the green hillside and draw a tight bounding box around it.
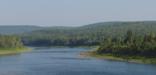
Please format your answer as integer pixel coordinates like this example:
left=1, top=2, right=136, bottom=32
left=22, top=21, right=156, bottom=46
left=0, top=25, right=43, bottom=34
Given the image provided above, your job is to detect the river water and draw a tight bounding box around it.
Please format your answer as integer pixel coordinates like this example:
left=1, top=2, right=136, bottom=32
left=0, top=47, right=155, bottom=75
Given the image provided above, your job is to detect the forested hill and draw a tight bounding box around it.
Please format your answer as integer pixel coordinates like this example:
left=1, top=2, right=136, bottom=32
left=22, top=21, right=156, bottom=46
left=0, top=25, right=43, bottom=34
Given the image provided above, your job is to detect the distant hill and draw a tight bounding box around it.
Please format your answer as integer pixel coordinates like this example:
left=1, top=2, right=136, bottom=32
left=25, top=21, right=156, bottom=37
left=22, top=21, right=156, bottom=46
left=1, top=21, right=156, bottom=46
left=1, top=21, right=156, bottom=36
left=0, top=25, right=43, bottom=34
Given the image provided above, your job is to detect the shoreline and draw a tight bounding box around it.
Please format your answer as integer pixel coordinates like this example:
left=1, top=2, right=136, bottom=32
left=0, top=47, right=32, bottom=56
left=80, top=51, right=156, bottom=64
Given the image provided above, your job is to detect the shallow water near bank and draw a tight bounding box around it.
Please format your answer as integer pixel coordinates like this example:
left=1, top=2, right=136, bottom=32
left=0, top=47, right=156, bottom=75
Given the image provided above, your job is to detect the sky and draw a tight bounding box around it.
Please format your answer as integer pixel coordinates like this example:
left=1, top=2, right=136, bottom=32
left=0, top=0, right=156, bottom=26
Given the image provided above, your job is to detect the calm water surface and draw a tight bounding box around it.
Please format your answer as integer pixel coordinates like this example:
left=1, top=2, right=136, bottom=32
left=0, top=47, right=156, bottom=75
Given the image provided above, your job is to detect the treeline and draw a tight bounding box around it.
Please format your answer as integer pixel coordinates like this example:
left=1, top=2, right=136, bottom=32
left=21, top=21, right=156, bottom=47
left=97, top=30, right=156, bottom=58
left=0, top=35, right=24, bottom=49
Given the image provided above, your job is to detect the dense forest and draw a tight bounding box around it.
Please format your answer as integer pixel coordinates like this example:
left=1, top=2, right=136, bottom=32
left=1, top=21, right=156, bottom=50
left=97, top=30, right=156, bottom=58
left=21, top=21, right=156, bottom=47
left=0, top=35, right=24, bottom=50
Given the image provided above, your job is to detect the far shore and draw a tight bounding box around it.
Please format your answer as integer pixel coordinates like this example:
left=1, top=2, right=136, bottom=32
left=80, top=51, right=156, bottom=64
left=0, top=47, right=32, bottom=56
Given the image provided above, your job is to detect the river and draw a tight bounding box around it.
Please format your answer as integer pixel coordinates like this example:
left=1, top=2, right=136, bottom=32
left=0, top=47, right=155, bottom=75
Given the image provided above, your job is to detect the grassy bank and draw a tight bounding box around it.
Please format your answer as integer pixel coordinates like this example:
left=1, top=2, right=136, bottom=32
left=0, top=47, right=31, bottom=56
left=81, top=50, right=156, bottom=64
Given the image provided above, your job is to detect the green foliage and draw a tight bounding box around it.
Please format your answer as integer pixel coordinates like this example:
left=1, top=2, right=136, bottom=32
left=97, top=30, right=156, bottom=58
left=0, top=35, right=24, bottom=50
left=21, top=21, right=156, bottom=47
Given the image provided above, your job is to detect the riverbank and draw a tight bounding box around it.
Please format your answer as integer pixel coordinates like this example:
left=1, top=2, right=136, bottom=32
left=0, top=47, right=31, bottom=56
left=80, top=51, right=156, bottom=64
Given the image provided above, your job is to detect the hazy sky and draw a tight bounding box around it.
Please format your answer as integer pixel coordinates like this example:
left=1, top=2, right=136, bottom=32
left=0, top=0, right=156, bottom=26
